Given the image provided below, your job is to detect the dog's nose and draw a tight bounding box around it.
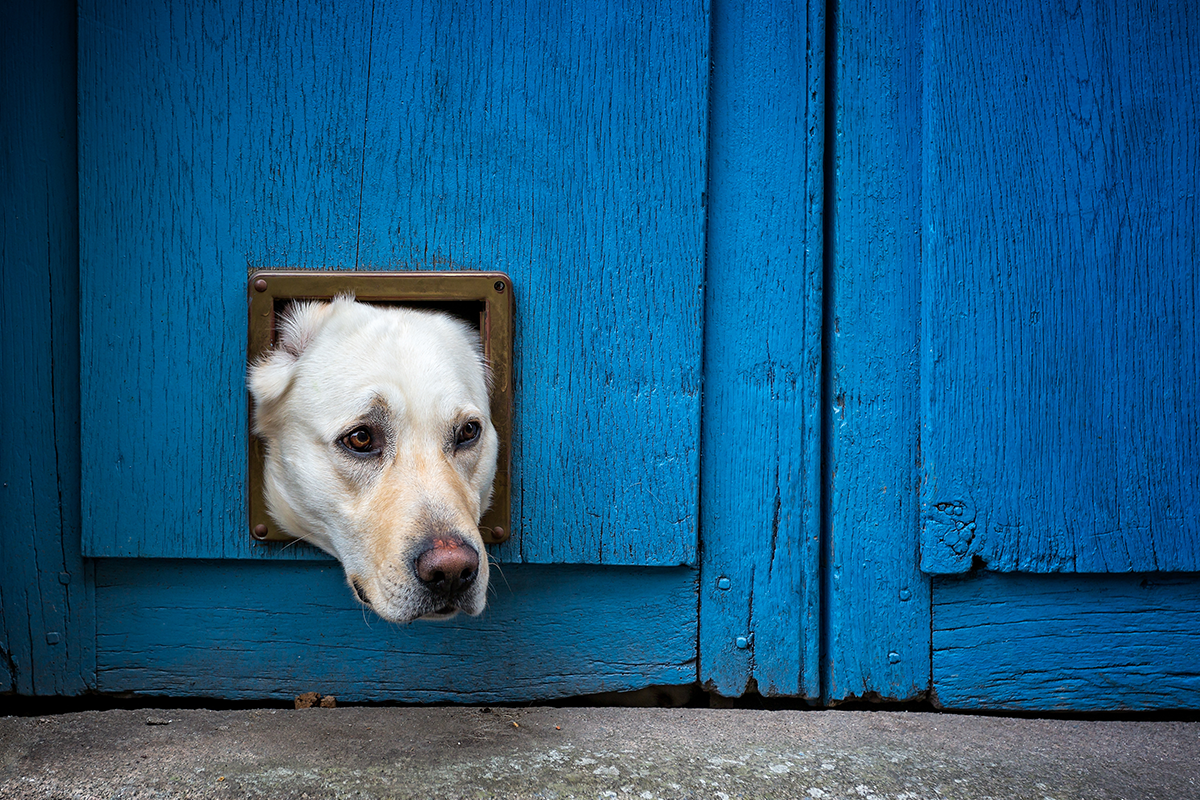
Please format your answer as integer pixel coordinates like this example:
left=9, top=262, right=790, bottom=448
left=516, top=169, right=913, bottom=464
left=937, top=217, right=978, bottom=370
left=414, top=536, right=479, bottom=598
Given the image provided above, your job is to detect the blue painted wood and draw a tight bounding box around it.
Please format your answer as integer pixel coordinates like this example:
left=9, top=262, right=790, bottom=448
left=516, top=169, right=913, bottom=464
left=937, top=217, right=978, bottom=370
left=353, top=1, right=707, bottom=566
left=919, top=0, right=1200, bottom=573
left=0, top=0, right=96, bottom=695
left=33, top=0, right=1195, bottom=709
left=698, top=0, right=824, bottom=699
left=824, top=0, right=930, bottom=702
left=95, top=563, right=697, bottom=702
left=78, top=0, right=371, bottom=562
left=933, top=573, right=1200, bottom=710
left=78, top=0, right=707, bottom=566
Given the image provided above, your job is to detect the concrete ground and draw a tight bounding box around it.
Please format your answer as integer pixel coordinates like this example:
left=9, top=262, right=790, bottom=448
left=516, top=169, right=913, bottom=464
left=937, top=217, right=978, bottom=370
left=1, top=706, right=1197, bottom=799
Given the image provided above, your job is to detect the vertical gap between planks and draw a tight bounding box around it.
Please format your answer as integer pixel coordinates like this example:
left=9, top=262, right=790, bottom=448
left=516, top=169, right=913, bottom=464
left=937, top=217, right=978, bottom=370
left=818, top=0, right=838, bottom=706
left=353, top=0, right=378, bottom=269
left=694, top=0, right=716, bottom=681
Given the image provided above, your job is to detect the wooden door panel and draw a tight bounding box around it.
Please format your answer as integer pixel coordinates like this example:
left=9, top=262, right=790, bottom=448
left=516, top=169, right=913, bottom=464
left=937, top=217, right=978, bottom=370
left=1, top=0, right=95, bottom=697
left=826, top=0, right=930, bottom=703
left=919, top=0, right=1200, bottom=574
left=933, top=573, right=1200, bottom=711
left=94, top=562, right=697, bottom=701
left=697, top=0, right=825, bottom=699
left=79, top=0, right=707, bottom=565
left=831, top=0, right=1200, bottom=709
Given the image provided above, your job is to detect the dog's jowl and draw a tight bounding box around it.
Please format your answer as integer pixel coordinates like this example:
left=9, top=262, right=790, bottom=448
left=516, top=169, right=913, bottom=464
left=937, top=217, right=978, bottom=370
left=248, top=296, right=497, bottom=622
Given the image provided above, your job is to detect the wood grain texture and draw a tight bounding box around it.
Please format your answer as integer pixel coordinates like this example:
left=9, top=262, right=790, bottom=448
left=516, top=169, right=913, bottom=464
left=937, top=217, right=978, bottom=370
left=95, top=563, right=697, bottom=701
left=698, top=0, right=824, bottom=698
left=354, top=0, right=707, bottom=565
left=78, top=0, right=371, bottom=561
left=79, top=0, right=708, bottom=565
left=933, top=573, right=1200, bottom=710
left=825, top=0, right=930, bottom=702
left=919, top=0, right=1200, bottom=573
left=0, top=0, right=96, bottom=695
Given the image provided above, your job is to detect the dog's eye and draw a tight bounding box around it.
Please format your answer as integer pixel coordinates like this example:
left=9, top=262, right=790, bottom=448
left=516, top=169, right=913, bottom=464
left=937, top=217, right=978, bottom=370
left=455, top=420, right=482, bottom=449
left=340, top=427, right=375, bottom=453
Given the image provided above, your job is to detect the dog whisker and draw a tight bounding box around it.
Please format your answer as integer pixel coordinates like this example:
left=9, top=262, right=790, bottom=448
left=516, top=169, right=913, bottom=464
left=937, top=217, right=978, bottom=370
left=488, top=559, right=512, bottom=593
left=278, top=530, right=318, bottom=551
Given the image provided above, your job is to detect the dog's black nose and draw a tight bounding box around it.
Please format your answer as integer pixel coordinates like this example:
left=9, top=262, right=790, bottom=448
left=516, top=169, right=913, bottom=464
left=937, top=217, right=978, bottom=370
left=414, top=535, right=479, bottom=598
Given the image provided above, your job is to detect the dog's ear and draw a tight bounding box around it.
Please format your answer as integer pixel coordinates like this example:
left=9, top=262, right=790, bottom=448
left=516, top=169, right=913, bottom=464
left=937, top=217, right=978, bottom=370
left=248, top=300, right=333, bottom=431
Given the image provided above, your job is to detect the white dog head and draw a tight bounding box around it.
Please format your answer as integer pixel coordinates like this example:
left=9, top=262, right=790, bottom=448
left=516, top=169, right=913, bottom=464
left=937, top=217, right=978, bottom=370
left=248, top=296, right=497, bottom=622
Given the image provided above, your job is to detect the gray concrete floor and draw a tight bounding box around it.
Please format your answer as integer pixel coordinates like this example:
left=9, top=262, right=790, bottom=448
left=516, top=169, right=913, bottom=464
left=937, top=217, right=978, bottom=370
left=1, top=706, right=1197, bottom=799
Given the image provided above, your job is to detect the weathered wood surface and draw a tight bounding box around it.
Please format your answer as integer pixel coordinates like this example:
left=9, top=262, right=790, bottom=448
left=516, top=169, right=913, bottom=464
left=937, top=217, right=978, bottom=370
left=919, top=0, right=1200, bottom=573
left=7, top=0, right=1192, bottom=709
left=933, top=573, right=1200, bottom=710
left=96, top=563, right=697, bottom=702
left=698, top=0, right=824, bottom=699
left=0, top=0, right=95, bottom=696
left=79, top=0, right=707, bottom=565
left=824, top=0, right=930, bottom=702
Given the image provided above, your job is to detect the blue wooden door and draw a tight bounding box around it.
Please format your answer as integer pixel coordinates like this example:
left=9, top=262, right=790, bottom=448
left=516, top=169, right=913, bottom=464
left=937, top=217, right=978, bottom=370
left=75, top=0, right=715, bottom=700
left=71, top=0, right=829, bottom=703
left=5, top=0, right=1196, bottom=708
left=828, top=0, right=1200, bottom=710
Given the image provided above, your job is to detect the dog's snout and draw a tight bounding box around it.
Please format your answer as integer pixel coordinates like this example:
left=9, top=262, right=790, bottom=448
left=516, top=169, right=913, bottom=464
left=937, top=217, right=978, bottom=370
left=414, top=535, right=479, bottom=598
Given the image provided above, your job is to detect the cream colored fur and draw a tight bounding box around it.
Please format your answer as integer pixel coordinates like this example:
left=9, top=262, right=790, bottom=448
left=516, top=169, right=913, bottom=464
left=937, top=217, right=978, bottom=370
left=249, top=296, right=496, bottom=622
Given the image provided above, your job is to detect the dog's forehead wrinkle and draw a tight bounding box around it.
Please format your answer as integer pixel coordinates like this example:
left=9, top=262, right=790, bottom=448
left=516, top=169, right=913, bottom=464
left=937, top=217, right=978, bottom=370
left=341, top=395, right=396, bottom=432
left=300, top=361, right=483, bottom=431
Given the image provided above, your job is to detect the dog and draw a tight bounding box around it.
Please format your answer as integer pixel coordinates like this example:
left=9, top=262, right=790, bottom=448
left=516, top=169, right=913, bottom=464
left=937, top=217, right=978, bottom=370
left=248, top=295, right=497, bottom=622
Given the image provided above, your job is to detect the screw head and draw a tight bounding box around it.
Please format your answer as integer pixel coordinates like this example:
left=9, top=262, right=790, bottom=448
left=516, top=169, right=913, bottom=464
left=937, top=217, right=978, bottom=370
left=735, top=636, right=750, bottom=650
left=888, top=651, right=901, bottom=664
left=254, top=278, right=268, bottom=292
left=717, top=577, right=732, bottom=591
left=493, top=280, right=505, bottom=292
left=252, top=523, right=269, bottom=540
left=899, top=588, right=912, bottom=602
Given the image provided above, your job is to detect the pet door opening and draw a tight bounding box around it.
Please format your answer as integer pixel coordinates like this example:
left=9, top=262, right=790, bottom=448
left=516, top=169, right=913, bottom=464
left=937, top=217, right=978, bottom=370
left=246, top=270, right=514, bottom=545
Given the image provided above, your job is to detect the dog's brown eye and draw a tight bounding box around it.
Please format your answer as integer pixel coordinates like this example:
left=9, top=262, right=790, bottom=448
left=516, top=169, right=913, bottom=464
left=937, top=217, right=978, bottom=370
left=341, top=427, right=374, bottom=453
left=455, top=420, right=482, bottom=448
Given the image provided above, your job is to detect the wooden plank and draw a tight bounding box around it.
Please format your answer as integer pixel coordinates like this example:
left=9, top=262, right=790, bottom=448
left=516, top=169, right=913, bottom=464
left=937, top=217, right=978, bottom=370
left=0, top=0, right=96, bottom=695
left=933, top=573, right=1200, bottom=710
left=79, top=0, right=708, bottom=566
left=919, top=0, right=1200, bottom=573
left=95, top=563, right=698, bottom=702
left=79, top=0, right=373, bottom=560
left=824, top=0, right=930, bottom=702
left=698, top=0, right=823, bottom=698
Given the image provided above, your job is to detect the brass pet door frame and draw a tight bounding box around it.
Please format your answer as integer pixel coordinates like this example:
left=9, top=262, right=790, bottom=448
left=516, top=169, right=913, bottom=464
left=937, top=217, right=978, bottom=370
left=246, top=270, right=514, bottom=546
